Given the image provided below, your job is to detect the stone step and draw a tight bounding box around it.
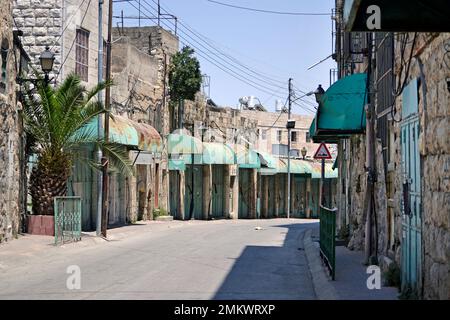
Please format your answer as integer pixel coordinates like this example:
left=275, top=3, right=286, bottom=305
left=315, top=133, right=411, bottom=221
left=155, top=215, right=174, bottom=222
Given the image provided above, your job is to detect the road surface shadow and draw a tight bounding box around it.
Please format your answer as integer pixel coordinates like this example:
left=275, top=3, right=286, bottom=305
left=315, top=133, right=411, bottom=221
left=213, top=221, right=319, bottom=300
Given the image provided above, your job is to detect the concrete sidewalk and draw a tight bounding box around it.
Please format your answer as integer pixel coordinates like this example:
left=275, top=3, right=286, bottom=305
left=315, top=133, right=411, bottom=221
left=304, top=227, right=399, bottom=300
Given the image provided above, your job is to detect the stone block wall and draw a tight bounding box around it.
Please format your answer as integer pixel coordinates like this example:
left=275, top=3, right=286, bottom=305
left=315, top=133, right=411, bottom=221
left=13, top=0, right=62, bottom=78
left=392, top=33, right=450, bottom=299
left=0, top=0, right=20, bottom=243
left=13, top=0, right=109, bottom=87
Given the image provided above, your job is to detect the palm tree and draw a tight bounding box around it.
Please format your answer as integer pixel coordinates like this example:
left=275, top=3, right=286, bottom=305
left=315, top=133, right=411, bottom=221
left=23, top=73, right=132, bottom=216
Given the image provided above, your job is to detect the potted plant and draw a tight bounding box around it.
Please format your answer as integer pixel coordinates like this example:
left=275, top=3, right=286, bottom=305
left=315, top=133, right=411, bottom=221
left=23, top=74, right=132, bottom=236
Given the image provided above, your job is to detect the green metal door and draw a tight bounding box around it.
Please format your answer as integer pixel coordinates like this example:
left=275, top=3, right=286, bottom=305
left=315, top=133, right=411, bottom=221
left=311, top=179, right=320, bottom=218
left=185, top=165, right=203, bottom=220
left=293, top=175, right=307, bottom=218
left=278, top=174, right=286, bottom=217
left=268, top=175, right=275, bottom=218
left=401, top=115, right=422, bottom=295
left=211, top=165, right=225, bottom=218
left=169, top=171, right=179, bottom=218
left=67, top=145, right=94, bottom=231
left=239, top=169, right=250, bottom=218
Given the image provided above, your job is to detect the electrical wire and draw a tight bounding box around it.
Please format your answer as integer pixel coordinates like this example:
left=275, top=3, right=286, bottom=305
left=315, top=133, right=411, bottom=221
left=54, top=0, right=93, bottom=82
left=206, top=0, right=331, bottom=16
left=144, top=0, right=289, bottom=93
left=129, top=0, right=289, bottom=99
left=50, top=0, right=89, bottom=50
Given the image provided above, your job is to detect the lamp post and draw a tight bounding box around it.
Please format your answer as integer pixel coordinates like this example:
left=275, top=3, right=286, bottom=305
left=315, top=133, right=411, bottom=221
left=301, top=147, right=307, bottom=160
left=313, top=84, right=326, bottom=207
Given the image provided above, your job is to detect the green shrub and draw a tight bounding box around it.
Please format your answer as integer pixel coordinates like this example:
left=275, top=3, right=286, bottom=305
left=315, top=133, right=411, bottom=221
left=152, top=207, right=168, bottom=220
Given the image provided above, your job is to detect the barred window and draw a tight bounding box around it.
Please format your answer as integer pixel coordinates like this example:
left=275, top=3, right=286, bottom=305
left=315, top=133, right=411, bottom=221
left=75, top=29, right=89, bottom=82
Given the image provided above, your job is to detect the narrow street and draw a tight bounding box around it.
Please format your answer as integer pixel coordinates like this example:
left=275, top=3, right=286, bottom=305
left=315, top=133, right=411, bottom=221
left=0, top=220, right=317, bottom=300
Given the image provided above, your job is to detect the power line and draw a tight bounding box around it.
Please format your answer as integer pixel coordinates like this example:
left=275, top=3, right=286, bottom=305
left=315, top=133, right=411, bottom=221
left=206, top=0, right=331, bottom=16
left=50, top=0, right=89, bottom=50
left=130, top=0, right=289, bottom=99
left=145, top=0, right=288, bottom=92
left=54, top=0, right=93, bottom=81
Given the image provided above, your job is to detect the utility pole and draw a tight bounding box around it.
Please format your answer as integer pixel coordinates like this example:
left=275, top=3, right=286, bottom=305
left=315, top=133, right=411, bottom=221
left=101, top=0, right=113, bottom=238
left=96, top=0, right=104, bottom=236
left=287, top=78, right=293, bottom=219
left=364, top=33, right=376, bottom=264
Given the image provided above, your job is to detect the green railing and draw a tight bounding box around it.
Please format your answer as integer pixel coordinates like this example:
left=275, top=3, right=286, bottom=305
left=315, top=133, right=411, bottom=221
left=319, top=205, right=337, bottom=280
left=54, top=196, right=82, bottom=245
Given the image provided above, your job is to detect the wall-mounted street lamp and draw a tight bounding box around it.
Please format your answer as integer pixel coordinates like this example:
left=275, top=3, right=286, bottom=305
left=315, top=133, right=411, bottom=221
left=314, top=84, right=325, bottom=104
left=39, top=46, right=55, bottom=83
left=301, top=146, right=307, bottom=159
left=18, top=46, right=55, bottom=85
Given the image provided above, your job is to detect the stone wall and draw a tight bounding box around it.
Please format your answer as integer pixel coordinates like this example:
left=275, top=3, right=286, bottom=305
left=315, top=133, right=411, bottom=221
left=0, top=0, right=20, bottom=242
left=13, top=0, right=109, bottom=87
left=13, top=0, right=62, bottom=78
left=392, top=33, right=450, bottom=299
left=110, top=26, right=180, bottom=214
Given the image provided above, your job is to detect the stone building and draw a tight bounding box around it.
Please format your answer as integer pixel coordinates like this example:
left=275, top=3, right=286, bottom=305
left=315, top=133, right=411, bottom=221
left=240, top=110, right=330, bottom=159
left=0, top=0, right=28, bottom=242
left=390, top=33, right=450, bottom=300
left=326, top=0, right=449, bottom=300
left=13, top=0, right=109, bottom=86
left=97, top=26, right=181, bottom=225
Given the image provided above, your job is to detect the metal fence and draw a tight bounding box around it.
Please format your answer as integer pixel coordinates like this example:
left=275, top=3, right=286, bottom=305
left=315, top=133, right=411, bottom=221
left=320, top=206, right=337, bottom=280
left=54, top=196, right=82, bottom=245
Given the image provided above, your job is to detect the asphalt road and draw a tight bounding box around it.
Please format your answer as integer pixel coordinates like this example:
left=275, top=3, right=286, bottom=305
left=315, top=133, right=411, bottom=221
left=0, top=219, right=318, bottom=300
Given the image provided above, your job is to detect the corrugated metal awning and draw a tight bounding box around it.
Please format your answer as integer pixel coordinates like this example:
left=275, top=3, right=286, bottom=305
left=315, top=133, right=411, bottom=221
left=309, top=73, right=367, bottom=143
left=229, top=144, right=261, bottom=169
left=202, top=142, right=235, bottom=165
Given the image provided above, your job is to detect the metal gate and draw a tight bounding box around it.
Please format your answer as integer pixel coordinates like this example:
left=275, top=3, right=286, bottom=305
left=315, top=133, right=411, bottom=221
left=54, top=197, right=82, bottom=245
left=292, top=175, right=307, bottom=218
left=211, top=165, right=225, bottom=218
left=238, top=169, right=250, bottom=218
left=401, top=114, right=422, bottom=295
left=320, top=206, right=336, bottom=280
left=185, top=164, right=203, bottom=219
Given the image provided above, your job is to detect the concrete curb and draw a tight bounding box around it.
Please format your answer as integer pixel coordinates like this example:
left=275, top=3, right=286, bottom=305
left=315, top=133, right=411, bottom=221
left=303, top=229, right=339, bottom=300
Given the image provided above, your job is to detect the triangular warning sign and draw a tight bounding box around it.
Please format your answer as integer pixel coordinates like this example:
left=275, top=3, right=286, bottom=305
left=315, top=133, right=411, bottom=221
left=313, top=143, right=332, bottom=159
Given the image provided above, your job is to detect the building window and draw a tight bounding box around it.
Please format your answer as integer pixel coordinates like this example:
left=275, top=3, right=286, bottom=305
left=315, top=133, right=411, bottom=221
left=291, top=131, right=297, bottom=142
left=75, top=29, right=89, bottom=82
left=277, top=130, right=282, bottom=142
left=0, top=39, right=9, bottom=94
left=306, top=132, right=311, bottom=143
left=261, top=130, right=266, bottom=140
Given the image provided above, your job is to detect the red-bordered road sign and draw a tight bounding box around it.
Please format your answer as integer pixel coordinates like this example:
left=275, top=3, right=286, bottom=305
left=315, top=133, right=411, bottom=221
left=313, top=142, right=332, bottom=159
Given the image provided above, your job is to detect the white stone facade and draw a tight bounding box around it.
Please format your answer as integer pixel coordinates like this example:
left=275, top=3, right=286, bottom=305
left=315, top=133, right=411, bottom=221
left=13, top=0, right=109, bottom=87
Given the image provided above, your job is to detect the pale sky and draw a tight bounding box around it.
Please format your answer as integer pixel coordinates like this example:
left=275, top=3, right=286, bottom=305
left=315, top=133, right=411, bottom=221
left=115, top=0, right=336, bottom=114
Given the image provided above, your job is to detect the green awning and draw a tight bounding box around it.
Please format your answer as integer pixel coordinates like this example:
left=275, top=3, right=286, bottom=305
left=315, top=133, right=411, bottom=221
left=169, top=159, right=186, bottom=171
left=202, top=142, right=235, bottom=165
left=80, top=114, right=139, bottom=148
left=230, top=144, right=261, bottom=169
left=168, top=133, right=203, bottom=154
left=310, top=162, right=339, bottom=179
left=279, top=159, right=311, bottom=174
left=309, top=73, right=367, bottom=143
